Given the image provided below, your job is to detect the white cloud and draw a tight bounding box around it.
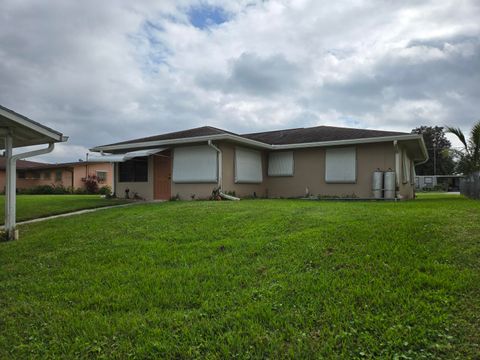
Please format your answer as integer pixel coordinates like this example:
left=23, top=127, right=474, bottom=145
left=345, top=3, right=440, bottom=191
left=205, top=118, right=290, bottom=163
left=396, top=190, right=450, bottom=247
left=0, top=0, right=479, bottom=162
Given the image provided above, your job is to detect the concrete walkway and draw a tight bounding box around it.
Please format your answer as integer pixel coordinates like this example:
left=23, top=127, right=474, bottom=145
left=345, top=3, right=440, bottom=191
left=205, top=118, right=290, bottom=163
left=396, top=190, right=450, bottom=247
left=0, top=201, right=143, bottom=229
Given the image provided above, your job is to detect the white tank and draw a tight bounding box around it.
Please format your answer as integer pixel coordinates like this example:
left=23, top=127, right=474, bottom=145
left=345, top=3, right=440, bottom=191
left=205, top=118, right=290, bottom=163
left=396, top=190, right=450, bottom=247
left=372, top=170, right=383, bottom=199
left=384, top=169, right=396, bottom=199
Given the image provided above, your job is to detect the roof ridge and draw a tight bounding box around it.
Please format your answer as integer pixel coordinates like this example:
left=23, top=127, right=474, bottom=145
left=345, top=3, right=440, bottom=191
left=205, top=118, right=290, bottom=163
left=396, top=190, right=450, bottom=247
left=243, top=124, right=407, bottom=136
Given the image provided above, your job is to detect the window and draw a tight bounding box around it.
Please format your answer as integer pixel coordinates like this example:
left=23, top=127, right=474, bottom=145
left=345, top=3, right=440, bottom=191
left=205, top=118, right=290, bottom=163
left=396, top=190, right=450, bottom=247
left=55, top=170, right=62, bottom=182
left=43, top=171, right=51, bottom=180
left=325, top=147, right=356, bottom=183
left=268, top=151, right=294, bottom=176
left=235, top=147, right=263, bottom=183
left=96, top=171, right=107, bottom=182
left=17, top=170, right=26, bottom=179
left=424, top=177, right=433, bottom=184
left=32, top=171, right=41, bottom=179
left=172, top=146, right=218, bottom=183
left=119, top=157, right=148, bottom=182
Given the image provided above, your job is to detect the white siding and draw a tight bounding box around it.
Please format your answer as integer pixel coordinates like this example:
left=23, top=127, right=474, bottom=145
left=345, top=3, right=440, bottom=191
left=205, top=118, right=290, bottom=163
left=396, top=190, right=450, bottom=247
left=325, top=147, right=356, bottom=183
left=235, top=147, right=263, bottom=183
left=172, top=145, right=218, bottom=183
left=268, top=151, right=294, bottom=176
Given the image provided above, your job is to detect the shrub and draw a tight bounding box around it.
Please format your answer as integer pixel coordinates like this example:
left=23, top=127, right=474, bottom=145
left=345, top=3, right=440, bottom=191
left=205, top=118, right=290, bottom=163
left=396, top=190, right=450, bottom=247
left=98, top=186, right=112, bottom=196
left=84, top=177, right=99, bottom=194
left=74, top=187, right=88, bottom=195
left=17, top=184, right=71, bottom=195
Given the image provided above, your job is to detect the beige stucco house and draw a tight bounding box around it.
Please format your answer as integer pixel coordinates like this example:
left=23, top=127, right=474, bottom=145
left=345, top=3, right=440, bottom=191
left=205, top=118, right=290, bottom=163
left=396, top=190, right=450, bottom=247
left=0, top=158, right=114, bottom=192
left=91, top=125, right=428, bottom=201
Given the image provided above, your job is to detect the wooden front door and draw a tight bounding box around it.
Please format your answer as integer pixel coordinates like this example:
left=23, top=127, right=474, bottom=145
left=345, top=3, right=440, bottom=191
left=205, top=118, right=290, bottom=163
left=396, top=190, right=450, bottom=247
left=154, top=152, right=172, bottom=200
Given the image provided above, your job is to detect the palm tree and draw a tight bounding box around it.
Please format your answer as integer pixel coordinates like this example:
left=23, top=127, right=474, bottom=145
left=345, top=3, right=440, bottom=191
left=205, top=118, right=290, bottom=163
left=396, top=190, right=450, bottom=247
left=446, top=121, right=480, bottom=174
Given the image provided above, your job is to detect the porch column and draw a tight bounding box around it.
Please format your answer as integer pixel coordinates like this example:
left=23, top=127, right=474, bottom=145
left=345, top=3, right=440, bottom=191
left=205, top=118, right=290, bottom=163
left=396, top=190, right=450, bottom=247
left=4, top=134, right=18, bottom=240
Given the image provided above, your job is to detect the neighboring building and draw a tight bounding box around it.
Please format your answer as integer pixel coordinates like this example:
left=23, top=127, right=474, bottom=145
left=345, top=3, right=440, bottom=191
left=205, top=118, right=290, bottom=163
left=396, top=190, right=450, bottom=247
left=91, top=125, right=428, bottom=200
left=415, top=175, right=464, bottom=192
left=0, top=158, right=114, bottom=192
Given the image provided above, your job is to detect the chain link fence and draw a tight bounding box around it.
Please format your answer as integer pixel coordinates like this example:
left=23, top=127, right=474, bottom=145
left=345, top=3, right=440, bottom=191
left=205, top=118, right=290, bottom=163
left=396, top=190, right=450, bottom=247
left=460, top=171, right=480, bottom=199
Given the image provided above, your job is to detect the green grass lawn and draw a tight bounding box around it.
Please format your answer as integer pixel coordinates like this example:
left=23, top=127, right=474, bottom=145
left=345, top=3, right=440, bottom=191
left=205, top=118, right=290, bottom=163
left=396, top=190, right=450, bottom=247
left=0, top=195, right=130, bottom=224
left=1, top=195, right=479, bottom=358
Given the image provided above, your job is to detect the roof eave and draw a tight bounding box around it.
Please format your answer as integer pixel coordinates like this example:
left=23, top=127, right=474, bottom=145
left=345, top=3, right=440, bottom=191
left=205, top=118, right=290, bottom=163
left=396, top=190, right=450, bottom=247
left=90, top=133, right=271, bottom=152
left=91, top=133, right=427, bottom=155
left=0, top=105, right=65, bottom=143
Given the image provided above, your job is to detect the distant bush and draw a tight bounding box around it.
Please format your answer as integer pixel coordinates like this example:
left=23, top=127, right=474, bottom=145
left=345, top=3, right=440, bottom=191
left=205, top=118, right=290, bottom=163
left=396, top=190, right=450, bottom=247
left=74, top=187, right=88, bottom=195
left=98, top=186, right=112, bottom=196
left=18, top=184, right=71, bottom=195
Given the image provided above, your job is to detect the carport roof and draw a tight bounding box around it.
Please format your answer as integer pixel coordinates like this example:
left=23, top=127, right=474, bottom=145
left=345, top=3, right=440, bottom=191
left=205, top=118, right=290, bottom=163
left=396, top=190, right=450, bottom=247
left=0, top=104, right=67, bottom=148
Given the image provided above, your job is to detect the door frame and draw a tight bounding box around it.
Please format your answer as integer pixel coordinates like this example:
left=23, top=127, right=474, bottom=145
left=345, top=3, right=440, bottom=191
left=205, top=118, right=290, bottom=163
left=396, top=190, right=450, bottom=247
left=153, top=152, right=172, bottom=200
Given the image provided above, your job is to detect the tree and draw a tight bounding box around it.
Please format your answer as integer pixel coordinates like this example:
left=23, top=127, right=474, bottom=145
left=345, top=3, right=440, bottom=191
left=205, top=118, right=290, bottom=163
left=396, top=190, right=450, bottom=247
left=411, top=126, right=455, bottom=175
left=446, top=121, right=480, bottom=174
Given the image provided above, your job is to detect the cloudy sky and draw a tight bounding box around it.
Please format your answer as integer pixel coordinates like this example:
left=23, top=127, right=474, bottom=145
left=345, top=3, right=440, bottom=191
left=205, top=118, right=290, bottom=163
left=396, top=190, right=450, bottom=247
left=1, top=0, right=479, bottom=162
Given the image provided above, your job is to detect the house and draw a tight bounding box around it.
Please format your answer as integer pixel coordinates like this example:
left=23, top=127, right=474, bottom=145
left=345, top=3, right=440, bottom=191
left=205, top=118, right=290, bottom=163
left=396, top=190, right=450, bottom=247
left=0, top=158, right=114, bottom=192
left=90, top=125, right=428, bottom=200
left=415, top=175, right=464, bottom=192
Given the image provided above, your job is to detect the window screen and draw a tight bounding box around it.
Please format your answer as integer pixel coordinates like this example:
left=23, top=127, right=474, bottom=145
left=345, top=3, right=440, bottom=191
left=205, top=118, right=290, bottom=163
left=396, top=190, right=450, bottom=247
left=119, top=157, right=148, bottom=182
left=235, top=147, right=263, bottom=183
left=96, top=171, right=107, bottom=182
left=172, top=146, right=218, bottom=183
left=268, top=151, right=294, bottom=176
left=325, top=147, right=356, bottom=183
left=55, top=170, right=62, bottom=181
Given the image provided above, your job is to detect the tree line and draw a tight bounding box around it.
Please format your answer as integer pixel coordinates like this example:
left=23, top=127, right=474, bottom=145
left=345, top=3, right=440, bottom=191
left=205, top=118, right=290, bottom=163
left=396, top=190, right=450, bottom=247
left=411, top=121, right=480, bottom=176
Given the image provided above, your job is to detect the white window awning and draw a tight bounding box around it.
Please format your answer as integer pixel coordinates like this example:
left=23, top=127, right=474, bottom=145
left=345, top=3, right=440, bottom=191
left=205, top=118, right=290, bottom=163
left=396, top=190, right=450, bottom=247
left=88, top=148, right=168, bottom=162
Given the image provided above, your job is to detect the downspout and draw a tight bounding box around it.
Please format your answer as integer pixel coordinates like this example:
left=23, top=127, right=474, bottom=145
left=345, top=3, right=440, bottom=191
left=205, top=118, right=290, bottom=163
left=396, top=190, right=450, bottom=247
left=5, top=140, right=55, bottom=240
left=393, top=140, right=400, bottom=188
left=207, top=140, right=239, bottom=200
left=99, top=151, right=115, bottom=196
left=208, top=140, right=222, bottom=189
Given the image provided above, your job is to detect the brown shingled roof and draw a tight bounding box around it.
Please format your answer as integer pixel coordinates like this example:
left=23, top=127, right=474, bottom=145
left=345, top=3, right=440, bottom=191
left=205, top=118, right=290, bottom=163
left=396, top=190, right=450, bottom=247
left=242, top=125, right=408, bottom=145
left=93, top=124, right=410, bottom=150
left=101, top=126, right=238, bottom=147
left=0, top=157, right=48, bottom=170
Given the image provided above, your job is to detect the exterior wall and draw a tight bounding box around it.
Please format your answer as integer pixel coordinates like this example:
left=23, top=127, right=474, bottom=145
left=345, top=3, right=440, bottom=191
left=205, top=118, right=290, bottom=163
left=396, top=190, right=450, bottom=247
left=170, top=142, right=268, bottom=200
left=12, top=168, right=73, bottom=190
left=116, top=140, right=417, bottom=201
left=1, top=164, right=113, bottom=193
left=266, top=142, right=396, bottom=198
left=72, top=162, right=114, bottom=190
left=115, top=157, right=154, bottom=200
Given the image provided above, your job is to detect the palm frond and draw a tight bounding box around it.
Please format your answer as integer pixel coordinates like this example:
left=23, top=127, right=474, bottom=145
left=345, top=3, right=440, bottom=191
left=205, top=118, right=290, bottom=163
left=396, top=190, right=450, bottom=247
left=446, top=126, right=468, bottom=152
left=470, top=120, right=480, bottom=166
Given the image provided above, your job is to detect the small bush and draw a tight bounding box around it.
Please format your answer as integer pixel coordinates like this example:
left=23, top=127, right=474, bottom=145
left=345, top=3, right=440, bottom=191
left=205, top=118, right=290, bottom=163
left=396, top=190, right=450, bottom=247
left=74, top=187, right=88, bottom=195
left=98, top=186, right=112, bottom=196
left=84, top=177, right=99, bottom=194
left=17, top=185, right=72, bottom=195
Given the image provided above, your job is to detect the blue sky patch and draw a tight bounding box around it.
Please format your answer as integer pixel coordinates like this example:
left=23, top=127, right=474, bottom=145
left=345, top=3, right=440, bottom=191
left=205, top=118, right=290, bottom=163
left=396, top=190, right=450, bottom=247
left=188, top=5, right=230, bottom=29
